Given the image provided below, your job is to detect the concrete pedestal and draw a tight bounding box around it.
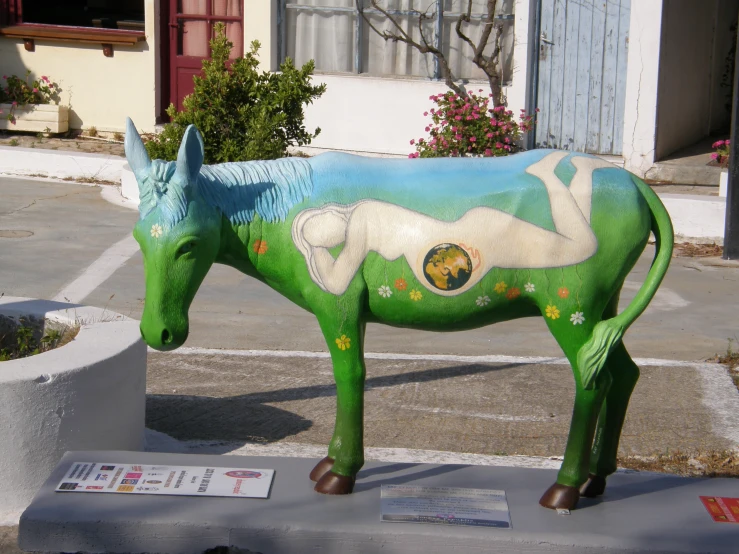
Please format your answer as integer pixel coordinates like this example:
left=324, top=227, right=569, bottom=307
left=19, top=451, right=739, bottom=554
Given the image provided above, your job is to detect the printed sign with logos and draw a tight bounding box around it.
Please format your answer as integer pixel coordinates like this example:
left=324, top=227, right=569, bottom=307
left=381, top=485, right=511, bottom=528
left=55, top=462, right=274, bottom=499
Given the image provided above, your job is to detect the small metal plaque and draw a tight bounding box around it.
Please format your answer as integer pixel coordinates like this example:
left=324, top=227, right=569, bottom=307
left=381, top=485, right=511, bottom=528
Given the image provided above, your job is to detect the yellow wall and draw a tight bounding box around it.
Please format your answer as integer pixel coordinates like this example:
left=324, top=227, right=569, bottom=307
left=0, top=0, right=158, bottom=132
left=244, top=0, right=276, bottom=71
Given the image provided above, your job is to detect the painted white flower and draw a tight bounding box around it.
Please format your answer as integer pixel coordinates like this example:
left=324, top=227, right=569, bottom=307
left=524, top=282, right=535, bottom=293
left=476, top=295, right=490, bottom=307
left=570, top=311, right=585, bottom=325
left=150, top=224, right=163, bottom=238
left=378, top=285, right=392, bottom=298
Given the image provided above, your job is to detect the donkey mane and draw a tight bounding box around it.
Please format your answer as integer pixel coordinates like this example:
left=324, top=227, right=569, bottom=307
left=144, top=157, right=314, bottom=227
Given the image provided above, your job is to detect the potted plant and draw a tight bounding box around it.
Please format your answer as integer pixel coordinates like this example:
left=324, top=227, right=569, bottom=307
left=712, top=139, right=730, bottom=197
left=0, top=70, right=68, bottom=134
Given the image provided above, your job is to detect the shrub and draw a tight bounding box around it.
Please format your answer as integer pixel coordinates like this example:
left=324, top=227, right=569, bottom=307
left=409, top=90, right=535, bottom=158
left=0, top=71, right=60, bottom=124
left=145, top=23, right=326, bottom=164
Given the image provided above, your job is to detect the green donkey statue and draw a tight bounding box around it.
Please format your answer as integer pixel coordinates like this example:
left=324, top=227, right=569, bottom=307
left=125, top=118, right=673, bottom=511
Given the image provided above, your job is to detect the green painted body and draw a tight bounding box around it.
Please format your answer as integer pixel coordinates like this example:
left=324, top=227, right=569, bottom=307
left=126, top=119, right=673, bottom=509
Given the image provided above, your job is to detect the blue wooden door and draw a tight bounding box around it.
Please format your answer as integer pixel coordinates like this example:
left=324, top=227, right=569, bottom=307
left=535, top=0, right=630, bottom=155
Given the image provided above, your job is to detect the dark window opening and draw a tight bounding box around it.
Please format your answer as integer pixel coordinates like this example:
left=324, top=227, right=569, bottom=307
left=20, top=0, right=145, bottom=30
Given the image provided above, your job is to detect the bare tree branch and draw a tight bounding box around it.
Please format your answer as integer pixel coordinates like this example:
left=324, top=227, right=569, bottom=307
left=360, top=0, right=507, bottom=103
left=360, top=0, right=466, bottom=97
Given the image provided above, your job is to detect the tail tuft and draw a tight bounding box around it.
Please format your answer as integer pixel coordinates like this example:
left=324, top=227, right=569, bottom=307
left=577, top=319, right=625, bottom=389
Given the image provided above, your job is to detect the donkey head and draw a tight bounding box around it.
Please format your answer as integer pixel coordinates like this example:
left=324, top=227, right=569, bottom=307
left=125, top=118, right=221, bottom=350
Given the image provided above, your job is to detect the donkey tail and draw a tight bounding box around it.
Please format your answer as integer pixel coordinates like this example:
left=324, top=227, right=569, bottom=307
left=577, top=174, right=674, bottom=389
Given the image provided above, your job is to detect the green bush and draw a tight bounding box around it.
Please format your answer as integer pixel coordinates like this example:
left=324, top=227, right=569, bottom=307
left=145, top=23, right=326, bottom=164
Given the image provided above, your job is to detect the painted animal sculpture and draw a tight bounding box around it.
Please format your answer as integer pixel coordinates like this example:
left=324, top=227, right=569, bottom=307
left=125, top=118, right=673, bottom=510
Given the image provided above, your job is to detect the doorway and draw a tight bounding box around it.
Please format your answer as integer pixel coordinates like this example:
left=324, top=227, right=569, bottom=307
left=164, top=0, right=244, bottom=113
left=534, top=0, right=630, bottom=155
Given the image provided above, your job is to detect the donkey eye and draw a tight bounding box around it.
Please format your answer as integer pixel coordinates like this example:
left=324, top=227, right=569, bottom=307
left=176, top=241, right=197, bottom=257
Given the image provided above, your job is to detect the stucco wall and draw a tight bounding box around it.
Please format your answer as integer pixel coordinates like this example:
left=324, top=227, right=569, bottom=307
left=621, top=0, right=663, bottom=177
left=655, top=0, right=737, bottom=160
left=244, top=0, right=277, bottom=71
left=0, top=0, right=158, bottom=132
left=299, top=75, right=517, bottom=156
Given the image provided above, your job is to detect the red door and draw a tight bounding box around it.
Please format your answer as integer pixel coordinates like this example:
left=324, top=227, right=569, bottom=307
left=168, top=0, right=244, bottom=112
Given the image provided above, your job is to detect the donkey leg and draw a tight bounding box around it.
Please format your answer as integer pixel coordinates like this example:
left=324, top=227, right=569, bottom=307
left=580, top=342, right=640, bottom=497
left=539, top=321, right=612, bottom=510
left=312, top=315, right=367, bottom=495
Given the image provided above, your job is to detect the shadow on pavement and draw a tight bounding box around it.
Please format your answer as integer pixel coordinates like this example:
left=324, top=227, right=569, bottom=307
left=146, top=362, right=522, bottom=443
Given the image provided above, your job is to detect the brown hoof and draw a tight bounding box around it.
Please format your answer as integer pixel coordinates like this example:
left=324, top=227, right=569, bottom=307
left=309, top=456, right=335, bottom=482
left=314, top=471, right=355, bottom=495
left=539, top=483, right=581, bottom=510
left=579, top=473, right=607, bottom=498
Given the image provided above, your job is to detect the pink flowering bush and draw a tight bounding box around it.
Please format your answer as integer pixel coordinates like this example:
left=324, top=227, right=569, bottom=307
left=711, top=139, right=731, bottom=168
left=0, top=70, right=59, bottom=124
left=409, top=90, right=535, bottom=158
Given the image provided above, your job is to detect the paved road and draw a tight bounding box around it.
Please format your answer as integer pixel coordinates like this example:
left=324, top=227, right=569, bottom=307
left=0, top=177, right=737, bottom=454
left=1, top=174, right=739, bottom=549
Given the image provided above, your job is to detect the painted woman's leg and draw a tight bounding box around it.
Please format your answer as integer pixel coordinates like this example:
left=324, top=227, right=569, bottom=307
left=526, top=152, right=589, bottom=238
left=569, top=156, right=613, bottom=224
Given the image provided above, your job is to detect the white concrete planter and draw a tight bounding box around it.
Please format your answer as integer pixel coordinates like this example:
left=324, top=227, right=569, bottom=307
left=719, top=169, right=728, bottom=198
left=0, top=297, right=146, bottom=515
left=0, top=103, right=69, bottom=134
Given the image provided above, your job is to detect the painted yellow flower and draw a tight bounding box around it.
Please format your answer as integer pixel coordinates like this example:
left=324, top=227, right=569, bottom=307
left=335, top=335, right=351, bottom=351
left=494, top=281, right=508, bottom=294
left=150, top=223, right=163, bottom=238
left=545, top=305, right=560, bottom=320
left=409, top=289, right=423, bottom=301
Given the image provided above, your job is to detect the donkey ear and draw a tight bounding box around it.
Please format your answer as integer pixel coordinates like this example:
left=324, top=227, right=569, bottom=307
left=175, top=124, right=204, bottom=185
left=124, top=117, right=151, bottom=178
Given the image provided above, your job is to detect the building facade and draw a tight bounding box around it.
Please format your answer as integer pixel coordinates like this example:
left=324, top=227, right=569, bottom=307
left=0, top=0, right=737, bottom=178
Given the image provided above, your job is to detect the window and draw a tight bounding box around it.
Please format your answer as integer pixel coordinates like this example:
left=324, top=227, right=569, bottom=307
left=176, top=0, right=243, bottom=59
left=2, top=0, right=144, bottom=30
left=278, top=0, right=514, bottom=82
left=0, top=0, right=146, bottom=55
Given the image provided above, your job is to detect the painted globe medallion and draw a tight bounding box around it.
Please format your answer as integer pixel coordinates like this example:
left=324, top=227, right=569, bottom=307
left=422, top=243, right=473, bottom=291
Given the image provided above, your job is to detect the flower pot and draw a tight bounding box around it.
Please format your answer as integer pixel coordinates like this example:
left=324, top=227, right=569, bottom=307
left=0, top=297, right=145, bottom=515
left=0, top=103, right=69, bottom=134
left=719, top=169, right=728, bottom=198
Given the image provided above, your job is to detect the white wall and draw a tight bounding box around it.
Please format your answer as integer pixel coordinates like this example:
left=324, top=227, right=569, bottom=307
left=0, top=0, right=158, bottom=132
left=301, top=76, right=520, bottom=156
left=622, top=0, right=663, bottom=177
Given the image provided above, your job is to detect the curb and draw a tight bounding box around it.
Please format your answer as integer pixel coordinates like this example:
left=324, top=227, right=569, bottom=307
left=659, top=194, right=726, bottom=244
left=0, top=145, right=125, bottom=182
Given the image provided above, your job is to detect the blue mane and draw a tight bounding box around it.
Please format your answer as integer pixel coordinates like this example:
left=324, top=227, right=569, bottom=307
left=197, top=158, right=313, bottom=225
